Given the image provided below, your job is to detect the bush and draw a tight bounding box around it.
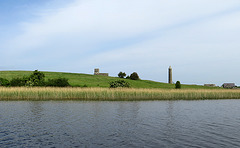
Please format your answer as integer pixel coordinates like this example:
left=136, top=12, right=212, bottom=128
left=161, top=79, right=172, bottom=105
left=130, top=72, right=140, bottom=80
left=118, top=72, right=126, bottom=78
left=109, top=80, right=130, bottom=88
left=46, top=78, right=70, bottom=87
left=175, top=81, right=181, bottom=89
left=0, top=78, right=10, bottom=86
left=10, top=77, right=28, bottom=86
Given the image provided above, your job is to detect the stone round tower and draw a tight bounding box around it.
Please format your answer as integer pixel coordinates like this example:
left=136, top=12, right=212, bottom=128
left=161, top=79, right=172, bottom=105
left=94, top=68, right=99, bottom=75
left=168, top=66, right=172, bottom=84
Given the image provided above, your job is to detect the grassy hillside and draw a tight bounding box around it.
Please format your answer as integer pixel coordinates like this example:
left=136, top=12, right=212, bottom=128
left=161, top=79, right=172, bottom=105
left=0, top=71, right=217, bottom=89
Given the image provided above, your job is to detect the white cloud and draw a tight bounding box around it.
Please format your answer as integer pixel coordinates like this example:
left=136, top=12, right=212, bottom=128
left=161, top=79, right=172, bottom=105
left=5, top=0, right=240, bottom=51
left=2, top=0, right=240, bottom=85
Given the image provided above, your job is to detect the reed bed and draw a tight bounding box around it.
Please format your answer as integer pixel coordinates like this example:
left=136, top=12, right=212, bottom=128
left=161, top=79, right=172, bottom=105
left=0, top=87, right=240, bottom=101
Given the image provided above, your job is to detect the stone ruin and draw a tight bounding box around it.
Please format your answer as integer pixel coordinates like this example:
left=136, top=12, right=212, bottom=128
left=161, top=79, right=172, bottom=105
left=94, top=68, right=108, bottom=76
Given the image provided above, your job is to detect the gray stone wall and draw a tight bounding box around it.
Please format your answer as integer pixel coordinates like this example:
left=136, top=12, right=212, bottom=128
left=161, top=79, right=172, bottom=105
left=96, top=73, right=109, bottom=76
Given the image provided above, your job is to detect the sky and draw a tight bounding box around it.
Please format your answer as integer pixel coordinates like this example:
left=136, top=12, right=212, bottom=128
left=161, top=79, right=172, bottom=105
left=1, top=0, right=240, bottom=86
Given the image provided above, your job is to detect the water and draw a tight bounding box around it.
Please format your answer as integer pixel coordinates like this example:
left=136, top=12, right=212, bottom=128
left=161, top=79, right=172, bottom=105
left=1, top=100, right=240, bottom=148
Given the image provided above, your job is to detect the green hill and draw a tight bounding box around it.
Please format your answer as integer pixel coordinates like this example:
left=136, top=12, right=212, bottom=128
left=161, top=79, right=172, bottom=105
left=0, top=71, right=216, bottom=89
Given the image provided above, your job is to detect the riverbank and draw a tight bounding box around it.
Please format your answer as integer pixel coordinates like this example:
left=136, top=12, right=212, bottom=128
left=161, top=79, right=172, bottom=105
left=0, top=87, right=239, bottom=101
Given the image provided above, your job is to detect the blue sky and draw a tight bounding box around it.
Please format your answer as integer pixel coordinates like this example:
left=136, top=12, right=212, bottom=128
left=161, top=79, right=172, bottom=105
left=1, top=0, right=240, bottom=86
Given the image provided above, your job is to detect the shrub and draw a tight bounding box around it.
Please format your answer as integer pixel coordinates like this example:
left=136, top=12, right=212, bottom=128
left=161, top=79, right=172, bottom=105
left=118, top=72, right=126, bottom=78
left=46, top=78, right=70, bottom=87
left=0, top=78, right=10, bottom=86
left=130, top=72, right=140, bottom=80
left=175, top=81, right=181, bottom=89
left=10, top=77, right=28, bottom=86
left=126, top=75, right=130, bottom=79
left=109, top=80, right=130, bottom=88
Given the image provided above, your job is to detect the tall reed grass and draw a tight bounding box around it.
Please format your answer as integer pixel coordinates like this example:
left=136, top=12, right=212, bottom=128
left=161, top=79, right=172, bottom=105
left=0, top=87, right=240, bottom=101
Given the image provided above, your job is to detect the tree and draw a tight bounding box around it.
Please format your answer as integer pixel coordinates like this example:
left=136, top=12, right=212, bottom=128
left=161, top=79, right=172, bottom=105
left=26, top=70, right=45, bottom=86
left=118, top=72, right=126, bottom=78
left=130, top=72, right=140, bottom=80
left=175, top=81, right=181, bottom=89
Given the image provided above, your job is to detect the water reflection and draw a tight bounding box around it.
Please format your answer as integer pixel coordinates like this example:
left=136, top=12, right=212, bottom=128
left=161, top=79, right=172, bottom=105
left=29, top=102, right=44, bottom=122
left=165, top=101, right=176, bottom=145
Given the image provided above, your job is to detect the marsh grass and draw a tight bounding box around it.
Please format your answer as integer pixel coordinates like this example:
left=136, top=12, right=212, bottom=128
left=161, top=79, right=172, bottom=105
left=0, top=87, right=240, bottom=101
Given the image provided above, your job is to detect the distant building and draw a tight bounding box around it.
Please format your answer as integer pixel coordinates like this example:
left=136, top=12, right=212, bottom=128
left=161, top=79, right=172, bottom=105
left=94, top=68, right=108, bottom=76
left=204, top=84, right=216, bottom=87
left=222, top=83, right=236, bottom=89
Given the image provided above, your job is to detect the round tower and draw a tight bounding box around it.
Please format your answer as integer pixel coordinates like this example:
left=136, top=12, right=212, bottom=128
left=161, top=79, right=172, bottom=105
left=168, top=66, right=172, bottom=84
left=94, top=68, right=99, bottom=75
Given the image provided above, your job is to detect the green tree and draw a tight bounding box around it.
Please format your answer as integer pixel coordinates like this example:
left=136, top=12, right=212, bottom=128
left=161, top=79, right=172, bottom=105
left=26, top=70, right=45, bottom=86
left=130, top=72, right=140, bottom=80
left=118, top=72, right=126, bottom=78
left=175, top=81, right=181, bottom=89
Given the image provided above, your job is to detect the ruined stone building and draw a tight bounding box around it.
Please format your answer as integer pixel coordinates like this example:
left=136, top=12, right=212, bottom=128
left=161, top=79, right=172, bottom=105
left=94, top=68, right=108, bottom=76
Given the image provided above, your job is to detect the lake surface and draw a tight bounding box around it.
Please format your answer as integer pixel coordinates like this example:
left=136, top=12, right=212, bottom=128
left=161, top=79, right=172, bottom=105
left=1, top=100, right=240, bottom=148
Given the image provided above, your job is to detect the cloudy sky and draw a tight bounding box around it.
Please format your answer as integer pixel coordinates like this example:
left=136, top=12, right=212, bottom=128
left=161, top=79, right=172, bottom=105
left=1, top=0, right=240, bottom=85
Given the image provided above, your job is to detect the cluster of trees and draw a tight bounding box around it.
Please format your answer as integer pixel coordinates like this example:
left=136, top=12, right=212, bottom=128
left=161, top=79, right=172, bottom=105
left=0, top=70, right=70, bottom=87
left=118, top=72, right=140, bottom=80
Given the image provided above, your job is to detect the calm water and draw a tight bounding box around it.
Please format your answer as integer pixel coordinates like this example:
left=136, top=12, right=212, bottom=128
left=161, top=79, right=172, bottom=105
left=1, top=100, right=240, bottom=148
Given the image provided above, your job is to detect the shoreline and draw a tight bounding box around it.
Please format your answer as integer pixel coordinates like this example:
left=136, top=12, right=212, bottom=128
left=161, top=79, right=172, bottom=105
left=0, top=87, right=240, bottom=101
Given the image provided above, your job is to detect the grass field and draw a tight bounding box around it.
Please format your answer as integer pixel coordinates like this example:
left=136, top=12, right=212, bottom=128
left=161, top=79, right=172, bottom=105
left=0, top=87, right=239, bottom=101
left=0, top=71, right=218, bottom=89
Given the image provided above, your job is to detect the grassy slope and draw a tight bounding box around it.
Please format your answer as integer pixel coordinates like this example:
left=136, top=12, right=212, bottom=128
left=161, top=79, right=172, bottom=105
left=0, top=71, right=217, bottom=89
